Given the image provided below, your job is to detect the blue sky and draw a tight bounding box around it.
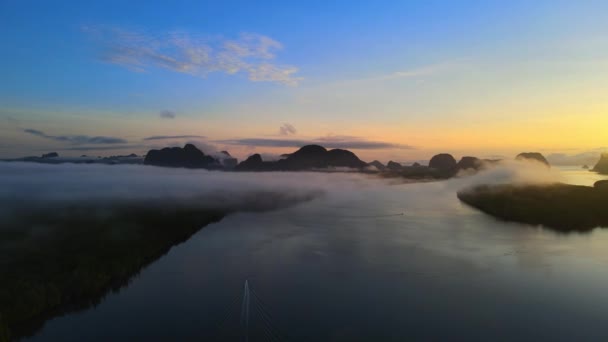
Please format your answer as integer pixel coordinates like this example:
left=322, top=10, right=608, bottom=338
left=1, top=1, right=608, bottom=161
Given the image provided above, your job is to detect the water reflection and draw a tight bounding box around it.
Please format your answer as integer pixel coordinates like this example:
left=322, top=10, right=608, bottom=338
left=27, top=169, right=608, bottom=341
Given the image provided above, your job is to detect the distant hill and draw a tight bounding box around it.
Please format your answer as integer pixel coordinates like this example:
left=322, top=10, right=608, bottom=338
left=144, top=144, right=219, bottom=169
left=386, top=161, right=402, bottom=170
left=516, top=152, right=549, bottom=166
left=3, top=153, right=143, bottom=165
left=235, top=145, right=368, bottom=171
left=592, top=153, right=608, bottom=175
left=427, top=153, right=458, bottom=177
left=456, top=156, right=483, bottom=171
left=368, top=160, right=386, bottom=171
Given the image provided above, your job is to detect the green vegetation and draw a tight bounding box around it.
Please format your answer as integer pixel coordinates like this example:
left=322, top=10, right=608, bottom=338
left=457, top=183, right=608, bottom=232
left=0, top=203, right=225, bottom=341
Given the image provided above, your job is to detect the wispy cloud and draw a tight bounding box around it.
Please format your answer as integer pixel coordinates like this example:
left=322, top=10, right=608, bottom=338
left=546, top=148, right=608, bottom=166
left=24, top=129, right=127, bottom=144
left=316, top=61, right=464, bottom=90
left=217, top=136, right=413, bottom=150
left=160, top=110, right=176, bottom=119
left=61, top=145, right=143, bottom=151
left=84, top=26, right=302, bottom=86
left=278, top=123, right=297, bottom=136
left=143, top=135, right=206, bottom=141
left=3, top=116, right=20, bottom=125
left=371, top=62, right=459, bottom=81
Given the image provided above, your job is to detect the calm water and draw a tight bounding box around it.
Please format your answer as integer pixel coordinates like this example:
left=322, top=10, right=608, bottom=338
left=28, top=169, right=608, bottom=341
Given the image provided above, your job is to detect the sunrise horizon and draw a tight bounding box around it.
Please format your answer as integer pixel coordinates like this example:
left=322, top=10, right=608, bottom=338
left=2, top=1, right=607, bottom=164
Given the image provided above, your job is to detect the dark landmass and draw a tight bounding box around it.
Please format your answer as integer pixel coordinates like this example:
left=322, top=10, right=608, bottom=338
left=0, top=203, right=226, bottom=341
left=429, top=153, right=457, bottom=173
left=516, top=152, right=550, bottom=166
left=219, top=151, right=238, bottom=169
left=3, top=153, right=143, bottom=166
left=386, top=160, right=402, bottom=170
left=0, top=181, right=320, bottom=342
left=368, top=160, right=386, bottom=171
left=3, top=141, right=498, bottom=179
left=595, top=180, right=608, bottom=190
left=593, top=153, right=608, bottom=175
left=234, top=153, right=271, bottom=171
left=380, top=154, right=495, bottom=180
left=234, top=145, right=367, bottom=171
left=456, top=156, right=483, bottom=171
left=144, top=143, right=220, bottom=169
left=4, top=142, right=520, bottom=181
left=583, top=164, right=589, bottom=169
left=457, top=181, right=608, bottom=231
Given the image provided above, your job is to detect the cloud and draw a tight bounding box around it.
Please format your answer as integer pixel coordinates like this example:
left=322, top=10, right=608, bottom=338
left=452, top=159, right=563, bottom=192
left=374, top=62, right=459, bottom=81
left=85, top=26, right=302, bottom=86
left=0, top=162, right=353, bottom=230
left=2, top=116, right=20, bottom=125
left=143, top=135, right=206, bottom=141
left=160, top=110, right=176, bottom=119
left=60, top=145, right=143, bottom=151
left=24, top=129, right=127, bottom=144
left=546, top=149, right=607, bottom=166
left=216, top=136, right=413, bottom=150
left=0, top=159, right=566, bottom=236
left=312, top=61, right=464, bottom=90
left=278, top=123, right=297, bottom=136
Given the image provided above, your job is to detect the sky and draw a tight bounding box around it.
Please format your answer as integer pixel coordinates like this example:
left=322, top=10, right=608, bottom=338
left=1, top=0, right=607, bottom=163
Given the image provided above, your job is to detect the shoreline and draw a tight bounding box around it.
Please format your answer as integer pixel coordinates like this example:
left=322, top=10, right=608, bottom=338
left=0, top=206, right=226, bottom=341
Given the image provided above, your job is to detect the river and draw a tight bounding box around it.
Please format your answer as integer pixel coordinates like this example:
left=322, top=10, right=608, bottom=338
left=27, top=167, right=608, bottom=341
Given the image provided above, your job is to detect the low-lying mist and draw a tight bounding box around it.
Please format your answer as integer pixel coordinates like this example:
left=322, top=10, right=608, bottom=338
left=451, top=159, right=563, bottom=191
left=0, top=159, right=564, bottom=233
left=0, top=162, right=379, bottom=233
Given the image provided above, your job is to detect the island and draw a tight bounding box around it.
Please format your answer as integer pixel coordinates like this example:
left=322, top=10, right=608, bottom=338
left=457, top=180, right=608, bottom=231
left=593, top=153, right=608, bottom=175
left=7, top=143, right=546, bottom=182
left=516, top=152, right=550, bottom=166
left=3, top=152, right=144, bottom=165
left=235, top=144, right=367, bottom=171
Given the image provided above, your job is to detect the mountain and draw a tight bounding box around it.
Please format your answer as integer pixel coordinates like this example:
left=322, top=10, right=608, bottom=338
left=429, top=153, right=457, bottom=175
left=368, top=160, right=386, bottom=171
left=234, top=154, right=273, bottom=171
left=592, top=153, right=608, bottom=175
left=235, top=145, right=368, bottom=171
left=516, top=152, right=549, bottom=166
left=456, top=156, right=483, bottom=171
left=386, top=161, right=402, bottom=170
left=144, top=144, right=219, bottom=169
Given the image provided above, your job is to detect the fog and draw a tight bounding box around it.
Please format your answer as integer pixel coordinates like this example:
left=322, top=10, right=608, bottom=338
left=0, top=162, right=380, bottom=231
left=0, top=159, right=562, bottom=232
left=451, top=159, right=562, bottom=190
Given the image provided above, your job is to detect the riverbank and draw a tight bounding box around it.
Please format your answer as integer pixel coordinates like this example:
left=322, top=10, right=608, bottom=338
left=0, top=204, right=225, bottom=341
left=457, top=182, right=608, bottom=232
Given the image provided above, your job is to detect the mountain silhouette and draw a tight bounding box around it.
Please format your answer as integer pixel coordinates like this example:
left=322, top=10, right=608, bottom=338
left=235, top=145, right=367, bottom=171
left=144, top=144, right=219, bottom=168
